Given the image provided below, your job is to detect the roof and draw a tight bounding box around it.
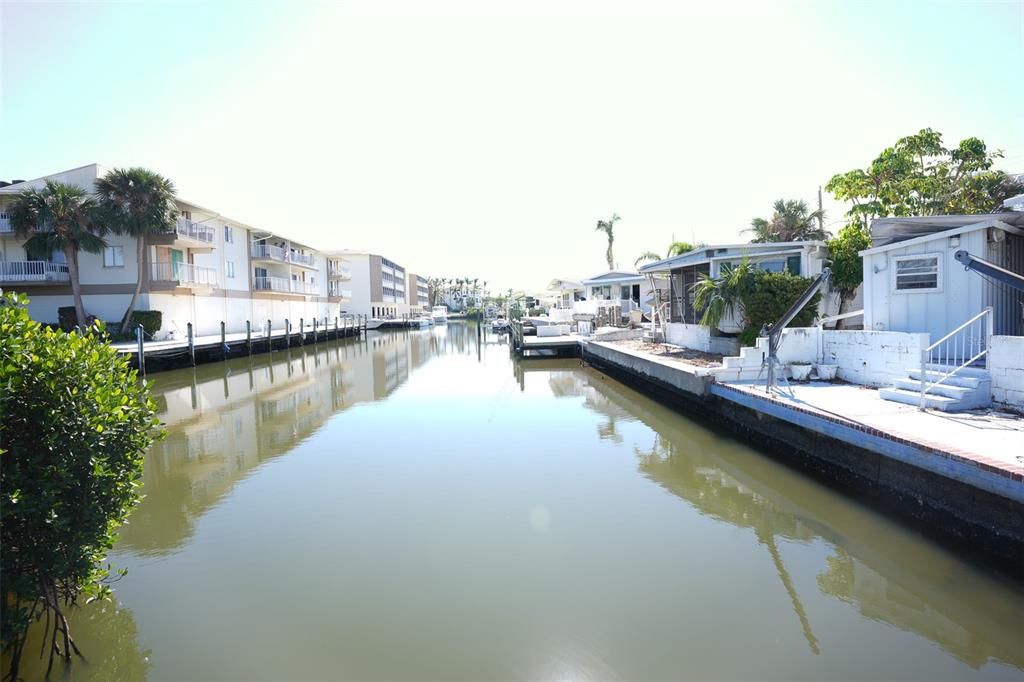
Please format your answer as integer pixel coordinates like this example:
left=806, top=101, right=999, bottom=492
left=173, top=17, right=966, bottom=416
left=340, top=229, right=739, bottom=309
left=638, top=241, right=826, bottom=273
left=869, top=212, right=1024, bottom=248
left=547, top=278, right=584, bottom=291
left=582, top=270, right=643, bottom=285
left=861, top=215, right=1024, bottom=256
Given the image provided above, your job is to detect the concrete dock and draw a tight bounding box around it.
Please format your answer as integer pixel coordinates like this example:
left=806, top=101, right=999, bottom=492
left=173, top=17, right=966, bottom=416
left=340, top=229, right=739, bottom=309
left=529, top=336, right=1024, bottom=570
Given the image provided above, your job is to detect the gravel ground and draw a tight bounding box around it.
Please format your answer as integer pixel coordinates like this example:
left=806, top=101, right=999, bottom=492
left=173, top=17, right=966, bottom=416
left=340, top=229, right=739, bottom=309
left=609, top=339, right=724, bottom=367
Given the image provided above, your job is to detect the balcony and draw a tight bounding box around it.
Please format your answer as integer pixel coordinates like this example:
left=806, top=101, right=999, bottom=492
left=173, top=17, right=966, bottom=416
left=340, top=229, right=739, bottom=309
left=328, top=286, right=352, bottom=299
left=254, top=276, right=318, bottom=295
left=151, top=262, right=218, bottom=289
left=0, top=260, right=70, bottom=283
left=251, top=245, right=317, bottom=269
left=174, top=218, right=215, bottom=244
left=151, top=218, right=216, bottom=250
left=329, top=265, right=352, bottom=280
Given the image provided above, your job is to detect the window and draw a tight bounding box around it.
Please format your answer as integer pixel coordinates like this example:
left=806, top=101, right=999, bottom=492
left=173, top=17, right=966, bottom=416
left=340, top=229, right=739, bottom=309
left=224, top=225, right=234, bottom=243
left=103, top=246, right=124, bottom=267
left=893, top=254, right=941, bottom=292
left=226, top=260, right=235, bottom=279
left=786, top=255, right=802, bottom=275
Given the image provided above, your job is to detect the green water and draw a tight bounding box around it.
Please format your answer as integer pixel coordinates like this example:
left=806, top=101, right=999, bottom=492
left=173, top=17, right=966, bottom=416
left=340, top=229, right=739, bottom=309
left=13, top=323, right=1024, bottom=680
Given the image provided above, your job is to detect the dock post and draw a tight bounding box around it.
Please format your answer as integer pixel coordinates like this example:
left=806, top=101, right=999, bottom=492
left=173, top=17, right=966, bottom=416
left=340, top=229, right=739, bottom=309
left=334, top=316, right=339, bottom=340
left=187, top=322, right=196, bottom=366
left=266, top=320, right=272, bottom=351
left=246, top=320, right=252, bottom=355
left=136, top=324, right=146, bottom=378
left=313, top=318, right=318, bottom=344
left=299, top=318, right=305, bottom=345
left=221, top=321, right=227, bottom=361
left=285, top=319, right=290, bottom=349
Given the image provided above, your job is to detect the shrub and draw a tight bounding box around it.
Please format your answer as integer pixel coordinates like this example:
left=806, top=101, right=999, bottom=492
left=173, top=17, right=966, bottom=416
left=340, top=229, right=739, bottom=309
left=741, top=270, right=821, bottom=333
left=1, top=293, right=162, bottom=679
left=56, top=306, right=98, bottom=332
left=129, top=310, right=163, bottom=337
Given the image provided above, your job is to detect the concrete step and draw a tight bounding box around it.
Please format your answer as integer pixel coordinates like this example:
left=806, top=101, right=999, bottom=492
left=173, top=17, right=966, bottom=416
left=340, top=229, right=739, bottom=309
left=878, top=387, right=960, bottom=411
left=892, top=378, right=976, bottom=400
left=722, top=347, right=764, bottom=369
left=924, top=363, right=990, bottom=379
left=906, top=368, right=987, bottom=389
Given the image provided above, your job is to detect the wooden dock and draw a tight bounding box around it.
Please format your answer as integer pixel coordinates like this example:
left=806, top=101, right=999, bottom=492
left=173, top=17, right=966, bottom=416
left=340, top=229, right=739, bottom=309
left=113, top=317, right=367, bottom=374
left=510, top=321, right=583, bottom=357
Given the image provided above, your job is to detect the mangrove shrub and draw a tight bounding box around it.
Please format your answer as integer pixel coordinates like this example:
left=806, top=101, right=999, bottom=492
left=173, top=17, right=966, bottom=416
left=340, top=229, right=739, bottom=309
left=0, top=293, right=161, bottom=680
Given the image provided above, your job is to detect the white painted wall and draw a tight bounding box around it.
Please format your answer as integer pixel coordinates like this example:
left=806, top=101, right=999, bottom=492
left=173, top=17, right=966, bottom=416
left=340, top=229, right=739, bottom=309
left=862, top=229, right=988, bottom=341
left=666, top=322, right=711, bottom=351
left=989, top=335, right=1024, bottom=409
left=342, top=254, right=373, bottom=316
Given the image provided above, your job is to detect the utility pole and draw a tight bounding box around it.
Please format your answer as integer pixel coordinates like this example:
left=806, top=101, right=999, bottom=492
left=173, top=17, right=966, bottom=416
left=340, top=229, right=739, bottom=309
left=818, top=185, right=825, bottom=234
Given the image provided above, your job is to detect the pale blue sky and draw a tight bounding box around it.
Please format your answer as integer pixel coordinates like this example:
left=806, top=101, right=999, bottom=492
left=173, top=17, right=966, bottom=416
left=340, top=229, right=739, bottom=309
left=2, top=0, right=1021, bottom=291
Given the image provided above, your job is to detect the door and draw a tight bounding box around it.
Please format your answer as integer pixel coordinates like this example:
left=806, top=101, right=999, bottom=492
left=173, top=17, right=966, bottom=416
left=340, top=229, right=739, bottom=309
left=170, top=249, right=184, bottom=280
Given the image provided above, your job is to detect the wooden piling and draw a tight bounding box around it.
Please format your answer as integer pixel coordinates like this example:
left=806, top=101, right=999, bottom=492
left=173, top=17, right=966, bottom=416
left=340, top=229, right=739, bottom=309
left=246, top=320, right=252, bottom=355
left=221, top=321, right=227, bottom=361
left=299, top=318, right=304, bottom=345
left=187, top=322, right=196, bottom=366
left=285, top=319, right=290, bottom=349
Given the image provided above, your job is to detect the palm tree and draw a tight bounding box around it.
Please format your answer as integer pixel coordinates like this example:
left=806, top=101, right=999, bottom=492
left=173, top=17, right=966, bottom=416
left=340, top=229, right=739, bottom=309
left=692, top=259, right=755, bottom=330
left=8, top=181, right=108, bottom=328
left=746, top=199, right=827, bottom=243
left=634, top=251, right=662, bottom=267
left=94, top=168, right=178, bottom=334
left=666, top=241, right=697, bottom=257
left=595, top=213, right=621, bottom=270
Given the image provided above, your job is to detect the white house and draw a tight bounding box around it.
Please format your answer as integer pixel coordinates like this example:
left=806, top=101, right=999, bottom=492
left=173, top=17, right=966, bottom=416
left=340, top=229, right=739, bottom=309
left=0, top=164, right=347, bottom=338
left=638, top=241, right=839, bottom=353
left=578, top=270, right=664, bottom=315
left=861, top=213, right=1024, bottom=340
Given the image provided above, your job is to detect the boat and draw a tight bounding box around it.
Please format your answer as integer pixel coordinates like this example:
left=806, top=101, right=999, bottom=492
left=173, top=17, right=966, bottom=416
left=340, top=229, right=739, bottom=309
left=364, top=319, right=386, bottom=330
left=431, top=305, right=449, bottom=324
left=491, top=317, right=510, bottom=332
left=413, top=316, right=433, bottom=328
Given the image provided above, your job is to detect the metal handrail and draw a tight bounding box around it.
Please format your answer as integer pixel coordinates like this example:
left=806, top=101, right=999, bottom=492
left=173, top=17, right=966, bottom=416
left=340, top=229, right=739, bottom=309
left=919, top=306, right=992, bottom=409
left=764, top=268, right=831, bottom=394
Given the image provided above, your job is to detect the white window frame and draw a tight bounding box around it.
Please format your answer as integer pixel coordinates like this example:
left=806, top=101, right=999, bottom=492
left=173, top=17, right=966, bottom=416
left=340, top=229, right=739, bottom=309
left=224, top=225, right=234, bottom=244
left=225, top=260, right=235, bottom=279
left=103, top=245, right=124, bottom=268
left=891, top=252, right=942, bottom=294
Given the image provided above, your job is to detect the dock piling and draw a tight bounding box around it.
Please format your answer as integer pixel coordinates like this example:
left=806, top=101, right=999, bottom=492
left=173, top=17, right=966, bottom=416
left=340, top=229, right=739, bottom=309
left=285, top=319, right=291, bottom=349
left=246, top=321, right=252, bottom=355
left=187, top=322, right=196, bottom=366
left=299, top=318, right=304, bottom=345
left=136, top=324, right=145, bottom=378
left=221, top=321, right=227, bottom=361
left=313, top=318, right=318, bottom=343
left=266, top=320, right=272, bottom=351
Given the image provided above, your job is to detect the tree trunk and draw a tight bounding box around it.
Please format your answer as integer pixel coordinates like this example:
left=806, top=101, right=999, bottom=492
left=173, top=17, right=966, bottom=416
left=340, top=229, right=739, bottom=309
left=606, top=237, right=614, bottom=271
left=120, top=235, right=146, bottom=335
left=65, top=246, right=87, bottom=329
left=835, top=290, right=850, bottom=330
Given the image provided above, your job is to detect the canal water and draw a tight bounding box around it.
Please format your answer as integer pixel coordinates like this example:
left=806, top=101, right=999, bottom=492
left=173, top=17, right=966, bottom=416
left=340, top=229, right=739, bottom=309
left=14, top=323, right=1024, bottom=680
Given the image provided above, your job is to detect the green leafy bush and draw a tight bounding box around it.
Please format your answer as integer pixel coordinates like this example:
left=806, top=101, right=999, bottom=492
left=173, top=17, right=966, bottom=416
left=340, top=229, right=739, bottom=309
left=741, top=270, right=821, bottom=333
left=129, top=310, right=163, bottom=337
left=1, top=292, right=162, bottom=679
left=57, top=306, right=98, bottom=332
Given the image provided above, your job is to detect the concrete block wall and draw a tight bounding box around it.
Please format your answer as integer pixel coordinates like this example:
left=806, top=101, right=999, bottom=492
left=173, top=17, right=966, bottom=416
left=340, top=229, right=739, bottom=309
left=821, top=330, right=928, bottom=387
left=665, top=323, right=710, bottom=351
left=990, top=335, right=1024, bottom=409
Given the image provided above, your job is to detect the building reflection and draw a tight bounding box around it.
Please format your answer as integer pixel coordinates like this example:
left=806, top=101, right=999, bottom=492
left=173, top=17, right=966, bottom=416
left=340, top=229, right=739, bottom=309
left=544, top=367, right=1024, bottom=671
left=118, top=327, right=460, bottom=557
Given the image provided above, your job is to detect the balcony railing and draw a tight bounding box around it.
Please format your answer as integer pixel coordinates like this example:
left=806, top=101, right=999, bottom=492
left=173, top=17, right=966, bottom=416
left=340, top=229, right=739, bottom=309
left=151, top=262, right=218, bottom=287
left=254, top=276, right=318, bottom=295
left=0, top=260, right=70, bottom=282
left=329, top=287, right=353, bottom=298
left=172, top=218, right=216, bottom=243
left=329, top=266, right=352, bottom=279
left=251, top=244, right=317, bottom=268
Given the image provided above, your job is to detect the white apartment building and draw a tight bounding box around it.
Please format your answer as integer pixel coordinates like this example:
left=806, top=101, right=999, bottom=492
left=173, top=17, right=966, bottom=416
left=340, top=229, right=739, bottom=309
left=331, top=250, right=412, bottom=318
left=0, top=164, right=351, bottom=338
left=407, top=272, right=429, bottom=312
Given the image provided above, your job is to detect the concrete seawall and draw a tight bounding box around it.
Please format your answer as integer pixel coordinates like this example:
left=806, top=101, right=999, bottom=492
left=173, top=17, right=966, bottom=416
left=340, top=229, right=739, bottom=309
left=582, top=341, right=1024, bottom=573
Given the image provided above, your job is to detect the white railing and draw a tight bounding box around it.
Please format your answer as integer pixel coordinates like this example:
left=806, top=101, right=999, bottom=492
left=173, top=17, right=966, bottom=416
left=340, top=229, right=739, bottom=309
left=919, top=307, right=992, bottom=409
left=173, top=218, right=215, bottom=243
left=151, top=262, right=218, bottom=287
left=0, top=260, right=70, bottom=282
left=251, top=244, right=316, bottom=267
left=571, top=299, right=643, bottom=316
left=254, top=276, right=318, bottom=295
left=329, top=286, right=353, bottom=298
left=329, top=266, right=352, bottom=279
left=251, top=244, right=289, bottom=263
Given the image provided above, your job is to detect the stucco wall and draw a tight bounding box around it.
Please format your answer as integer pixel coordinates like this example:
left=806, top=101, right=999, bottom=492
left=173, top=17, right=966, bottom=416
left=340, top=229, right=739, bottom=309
left=990, top=335, right=1024, bottom=409
left=666, top=322, right=710, bottom=351
left=821, top=330, right=928, bottom=387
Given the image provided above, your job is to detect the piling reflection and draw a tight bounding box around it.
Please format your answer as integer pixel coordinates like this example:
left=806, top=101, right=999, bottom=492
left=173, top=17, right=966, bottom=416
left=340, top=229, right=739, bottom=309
left=544, top=366, right=1024, bottom=671
left=118, top=326, right=471, bottom=557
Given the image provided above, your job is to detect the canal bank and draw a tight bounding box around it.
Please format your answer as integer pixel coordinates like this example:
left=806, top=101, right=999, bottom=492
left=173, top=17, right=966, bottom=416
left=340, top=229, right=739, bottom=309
left=581, top=340, right=1024, bottom=572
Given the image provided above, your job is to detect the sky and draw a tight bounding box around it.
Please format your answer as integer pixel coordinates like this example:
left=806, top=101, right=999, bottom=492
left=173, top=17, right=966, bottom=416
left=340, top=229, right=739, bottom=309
left=2, top=0, right=1022, bottom=293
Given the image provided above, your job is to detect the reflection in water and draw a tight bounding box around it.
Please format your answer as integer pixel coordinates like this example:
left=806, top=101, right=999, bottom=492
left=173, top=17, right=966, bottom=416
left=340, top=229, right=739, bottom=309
left=11, top=324, right=1023, bottom=680
left=547, top=367, right=1024, bottom=671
